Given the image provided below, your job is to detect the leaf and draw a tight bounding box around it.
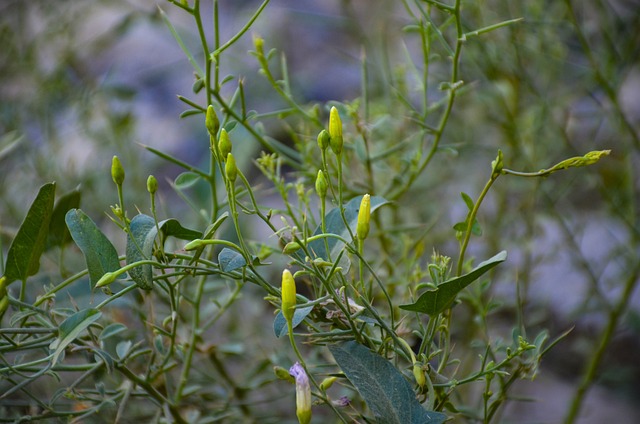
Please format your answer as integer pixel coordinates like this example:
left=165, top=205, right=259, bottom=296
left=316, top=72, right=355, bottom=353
left=218, top=248, right=246, bottom=272
left=50, top=308, right=101, bottom=367
left=329, top=341, right=447, bottom=424
left=126, top=215, right=157, bottom=290
left=126, top=214, right=201, bottom=290
left=47, top=188, right=81, bottom=249
left=306, top=195, right=390, bottom=262
left=400, top=251, right=507, bottom=316
left=273, top=305, right=314, bottom=338
left=65, top=209, right=122, bottom=288
left=175, top=171, right=201, bottom=189
left=4, top=182, right=56, bottom=283
left=99, top=323, right=127, bottom=341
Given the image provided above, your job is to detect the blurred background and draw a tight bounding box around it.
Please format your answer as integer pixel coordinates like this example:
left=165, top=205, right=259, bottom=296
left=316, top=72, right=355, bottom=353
left=1, top=0, right=639, bottom=422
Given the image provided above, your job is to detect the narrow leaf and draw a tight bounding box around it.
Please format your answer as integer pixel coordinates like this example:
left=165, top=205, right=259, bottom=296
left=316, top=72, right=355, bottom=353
left=4, top=182, right=56, bottom=283
left=51, top=308, right=101, bottom=366
left=65, top=209, right=122, bottom=287
left=400, top=251, right=507, bottom=316
left=329, top=341, right=447, bottom=424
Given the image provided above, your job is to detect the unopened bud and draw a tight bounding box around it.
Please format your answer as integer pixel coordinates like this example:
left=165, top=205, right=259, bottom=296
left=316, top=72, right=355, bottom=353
left=225, top=153, right=237, bottom=183
left=315, top=170, right=327, bottom=199
left=319, top=376, right=337, bottom=391
left=317, top=129, right=330, bottom=150
left=206, top=105, right=220, bottom=137
left=219, top=128, right=232, bottom=159
left=356, top=194, right=371, bottom=241
left=274, top=366, right=295, bottom=383
left=413, top=364, right=426, bottom=388
left=147, top=175, right=158, bottom=194
left=329, top=107, right=343, bottom=155
left=281, top=269, right=296, bottom=322
left=111, top=156, right=125, bottom=186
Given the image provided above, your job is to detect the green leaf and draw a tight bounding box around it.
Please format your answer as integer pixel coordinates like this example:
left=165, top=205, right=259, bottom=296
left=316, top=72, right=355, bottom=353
left=400, top=251, right=507, bottom=316
left=273, top=305, right=314, bottom=338
left=306, top=195, right=390, bottom=261
left=218, top=248, right=246, bottom=272
left=460, top=192, right=474, bottom=210
left=329, top=341, right=447, bottom=424
left=47, top=188, right=81, bottom=249
left=4, top=182, right=56, bottom=283
left=65, top=209, right=122, bottom=288
left=50, top=308, right=101, bottom=366
left=126, top=214, right=201, bottom=290
left=99, top=323, right=127, bottom=341
left=126, top=215, right=157, bottom=290
left=175, top=172, right=201, bottom=189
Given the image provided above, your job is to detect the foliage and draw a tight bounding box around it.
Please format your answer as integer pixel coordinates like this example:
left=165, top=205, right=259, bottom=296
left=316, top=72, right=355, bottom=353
left=1, top=0, right=637, bottom=423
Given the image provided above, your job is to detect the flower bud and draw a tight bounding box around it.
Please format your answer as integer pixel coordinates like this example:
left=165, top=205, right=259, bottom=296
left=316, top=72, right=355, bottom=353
left=147, top=175, right=158, bottom=194
left=413, top=364, right=426, bottom=389
left=356, top=194, right=371, bottom=241
left=317, top=129, right=330, bottom=151
left=329, top=106, right=343, bottom=155
left=253, top=34, right=265, bottom=57
left=205, top=105, right=220, bottom=137
left=283, top=241, right=302, bottom=254
left=274, top=366, right=295, bottom=383
left=289, top=362, right=312, bottom=424
left=315, top=170, right=327, bottom=199
left=319, top=376, right=337, bottom=391
left=219, top=128, right=232, bottom=159
left=225, top=153, right=237, bottom=183
left=111, top=156, right=125, bottom=186
left=281, top=269, right=296, bottom=322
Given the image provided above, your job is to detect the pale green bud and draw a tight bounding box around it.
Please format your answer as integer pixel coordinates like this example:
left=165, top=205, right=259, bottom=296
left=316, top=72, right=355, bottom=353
left=205, top=105, right=220, bottom=137
left=317, top=129, right=330, bottom=150
left=111, top=156, right=125, bottom=186
left=315, top=170, right=327, bottom=199
left=225, top=153, right=237, bottom=183
left=147, top=175, right=158, bottom=194
left=219, top=128, right=232, bottom=159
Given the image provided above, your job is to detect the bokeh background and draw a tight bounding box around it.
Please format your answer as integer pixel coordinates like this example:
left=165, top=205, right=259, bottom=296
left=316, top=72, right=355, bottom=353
left=1, top=0, right=639, bottom=422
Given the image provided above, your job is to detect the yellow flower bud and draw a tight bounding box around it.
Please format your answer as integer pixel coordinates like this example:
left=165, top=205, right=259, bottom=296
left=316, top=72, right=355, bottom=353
left=281, top=269, right=296, bottom=322
left=205, top=105, right=220, bottom=137
left=147, top=175, right=158, bottom=194
left=356, top=194, right=371, bottom=241
left=225, top=153, right=237, bottom=183
left=111, top=156, right=125, bottom=186
left=219, top=128, right=232, bottom=159
left=329, top=106, right=343, bottom=155
left=274, top=366, right=295, bottom=383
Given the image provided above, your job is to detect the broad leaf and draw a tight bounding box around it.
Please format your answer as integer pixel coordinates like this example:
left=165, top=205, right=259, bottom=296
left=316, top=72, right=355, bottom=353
left=400, top=251, right=507, bottom=316
left=126, top=214, right=201, bottom=290
left=329, top=341, right=447, bottom=424
left=218, top=248, right=246, bottom=272
left=65, top=209, right=122, bottom=287
left=273, top=305, right=314, bottom=338
left=306, top=195, right=390, bottom=262
left=174, top=172, right=201, bottom=189
left=47, top=188, right=81, bottom=249
left=4, top=182, right=56, bottom=283
left=50, top=308, right=102, bottom=366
